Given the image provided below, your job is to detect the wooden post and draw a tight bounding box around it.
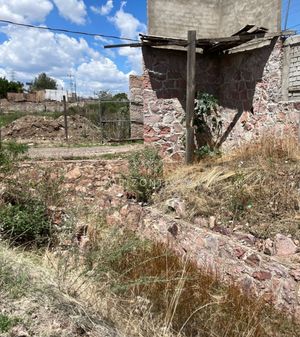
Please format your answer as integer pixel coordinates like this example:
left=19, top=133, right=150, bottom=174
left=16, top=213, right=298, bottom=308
left=63, top=95, right=68, bottom=141
left=185, top=30, right=196, bottom=164
left=99, top=100, right=103, bottom=143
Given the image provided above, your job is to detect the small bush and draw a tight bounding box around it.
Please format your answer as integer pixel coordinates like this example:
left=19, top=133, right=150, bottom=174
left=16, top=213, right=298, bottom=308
left=194, top=92, right=222, bottom=150
left=0, top=141, right=28, bottom=173
left=124, top=147, right=163, bottom=202
left=195, top=144, right=221, bottom=160
left=0, top=190, right=52, bottom=246
left=0, top=314, right=20, bottom=333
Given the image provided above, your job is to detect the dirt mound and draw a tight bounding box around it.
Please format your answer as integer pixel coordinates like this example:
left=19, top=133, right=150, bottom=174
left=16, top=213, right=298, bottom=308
left=2, top=114, right=101, bottom=143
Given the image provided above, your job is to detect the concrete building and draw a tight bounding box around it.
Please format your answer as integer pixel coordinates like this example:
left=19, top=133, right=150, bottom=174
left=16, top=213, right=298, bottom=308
left=44, top=89, right=69, bottom=102
left=126, top=0, right=300, bottom=160
left=148, top=0, right=281, bottom=39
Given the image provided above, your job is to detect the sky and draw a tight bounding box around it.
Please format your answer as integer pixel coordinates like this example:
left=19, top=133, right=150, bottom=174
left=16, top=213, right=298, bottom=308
left=0, top=0, right=299, bottom=97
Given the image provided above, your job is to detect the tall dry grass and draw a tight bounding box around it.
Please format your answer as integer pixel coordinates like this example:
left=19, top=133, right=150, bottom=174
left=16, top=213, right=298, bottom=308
left=161, top=135, right=300, bottom=240
left=45, top=216, right=300, bottom=337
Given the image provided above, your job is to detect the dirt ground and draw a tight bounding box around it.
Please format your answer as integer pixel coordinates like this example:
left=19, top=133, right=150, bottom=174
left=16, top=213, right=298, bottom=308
left=27, top=143, right=144, bottom=159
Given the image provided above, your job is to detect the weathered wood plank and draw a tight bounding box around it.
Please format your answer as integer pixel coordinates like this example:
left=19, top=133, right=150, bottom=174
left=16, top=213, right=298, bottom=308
left=185, top=30, right=196, bottom=165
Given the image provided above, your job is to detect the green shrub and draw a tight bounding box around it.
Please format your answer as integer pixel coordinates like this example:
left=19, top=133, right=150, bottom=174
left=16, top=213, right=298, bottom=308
left=194, top=92, right=222, bottom=151
left=0, top=190, right=52, bottom=246
left=0, top=141, right=28, bottom=173
left=195, top=144, right=221, bottom=160
left=0, top=314, right=20, bottom=333
left=124, top=147, right=163, bottom=202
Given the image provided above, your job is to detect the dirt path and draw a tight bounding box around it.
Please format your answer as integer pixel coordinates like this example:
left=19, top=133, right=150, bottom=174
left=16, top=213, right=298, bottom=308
left=28, top=143, right=144, bottom=159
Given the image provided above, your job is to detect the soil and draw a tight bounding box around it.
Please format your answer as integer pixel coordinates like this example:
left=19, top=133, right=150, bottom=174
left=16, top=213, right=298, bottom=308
left=2, top=114, right=101, bottom=143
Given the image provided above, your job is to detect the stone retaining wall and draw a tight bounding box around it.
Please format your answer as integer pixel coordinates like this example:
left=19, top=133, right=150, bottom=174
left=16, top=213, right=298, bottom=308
left=15, top=160, right=300, bottom=318
left=118, top=204, right=300, bottom=318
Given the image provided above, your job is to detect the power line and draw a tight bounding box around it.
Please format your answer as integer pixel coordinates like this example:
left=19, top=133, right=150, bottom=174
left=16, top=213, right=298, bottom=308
left=284, top=0, right=292, bottom=30
left=0, top=19, right=139, bottom=42
left=287, top=23, right=300, bottom=29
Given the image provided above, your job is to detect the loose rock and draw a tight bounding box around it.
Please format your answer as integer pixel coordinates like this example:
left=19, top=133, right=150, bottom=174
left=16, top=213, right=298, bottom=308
left=274, top=234, right=298, bottom=256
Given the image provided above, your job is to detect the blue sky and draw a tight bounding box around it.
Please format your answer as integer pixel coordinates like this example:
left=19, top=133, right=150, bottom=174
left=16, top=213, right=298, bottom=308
left=0, top=0, right=299, bottom=96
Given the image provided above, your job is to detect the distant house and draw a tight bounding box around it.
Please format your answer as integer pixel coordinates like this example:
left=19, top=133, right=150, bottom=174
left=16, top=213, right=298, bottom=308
left=44, top=89, right=69, bottom=102
left=6, top=89, right=69, bottom=103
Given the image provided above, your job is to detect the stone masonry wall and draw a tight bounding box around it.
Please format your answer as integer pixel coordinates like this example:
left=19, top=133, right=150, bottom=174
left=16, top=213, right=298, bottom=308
left=119, top=206, right=300, bottom=318
left=218, top=38, right=299, bottom=150
left=142, top=38, right=300, bottom=159
left=148, top=0, right=281, bottom=39
left=142, top=46, right=220, bottom=160
left=129, top=75, right=144, bottom=139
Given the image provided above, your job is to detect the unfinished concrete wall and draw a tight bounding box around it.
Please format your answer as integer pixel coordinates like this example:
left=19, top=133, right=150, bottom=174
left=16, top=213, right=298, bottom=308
left=129, top=75, right=144, bottom=139
left=142, top=38, right=300, bottom=160
left=220, top=0, right=281, bottom=37
left=148, top=0, right=221, bottom=39
left=148, top=0, right=281, bottom=39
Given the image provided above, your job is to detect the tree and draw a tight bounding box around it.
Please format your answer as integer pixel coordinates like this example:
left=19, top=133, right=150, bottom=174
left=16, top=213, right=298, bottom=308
left=31, top=73, right=57, bottom=91
left=113, top=93, right=128, bottom=101
left=0, top=78, right=23, bottom=99
left=97, top=90, right=113, bottom=101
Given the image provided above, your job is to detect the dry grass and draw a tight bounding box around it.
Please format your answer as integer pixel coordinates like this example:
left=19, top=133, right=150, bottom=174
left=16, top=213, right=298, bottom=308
left=0, top=243, right=119, bottom=336
left=1, top=207, right=300, bottom=337
left=2, top=137, right=300, bottom=336
left=50, top=216, right=300, bottom=337
left=161, top=135, right=300, bottom=240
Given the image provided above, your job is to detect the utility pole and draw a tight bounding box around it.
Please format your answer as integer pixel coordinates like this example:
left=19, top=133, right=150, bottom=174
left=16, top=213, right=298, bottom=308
left=185, top=30, right=196, bottom=165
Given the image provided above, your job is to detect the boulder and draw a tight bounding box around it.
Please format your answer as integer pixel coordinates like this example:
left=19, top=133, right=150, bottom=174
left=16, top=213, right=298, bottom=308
left=274, top=234, right=298, bottom=256
left=65, top=167, right=82, bottom=181
left=165, top=198, right=186, bottom=218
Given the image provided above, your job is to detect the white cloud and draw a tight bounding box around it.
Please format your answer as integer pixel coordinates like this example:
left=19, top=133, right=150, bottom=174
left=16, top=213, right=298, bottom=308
left=110, top=2, right=146, bottom=39
left=0, top=0, right=53, bottom=23
left=52, top=0, right=87, bottom=25
left=109, top=2, right=146, bottom=74
left=118, top=47, right=143, bottom=74
left=91, top=0, right=114, bottom=16
left=0, top=26, right=129, bottom=95
left=76, top=59, right=129, bottom=94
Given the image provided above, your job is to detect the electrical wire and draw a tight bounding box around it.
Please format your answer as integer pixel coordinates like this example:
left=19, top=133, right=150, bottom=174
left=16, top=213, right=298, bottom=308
left=0, top=19, right=140, bottom=42
left=284, top=0, right=292, bottom=30
left=287, top=23, right=300, bottom=29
